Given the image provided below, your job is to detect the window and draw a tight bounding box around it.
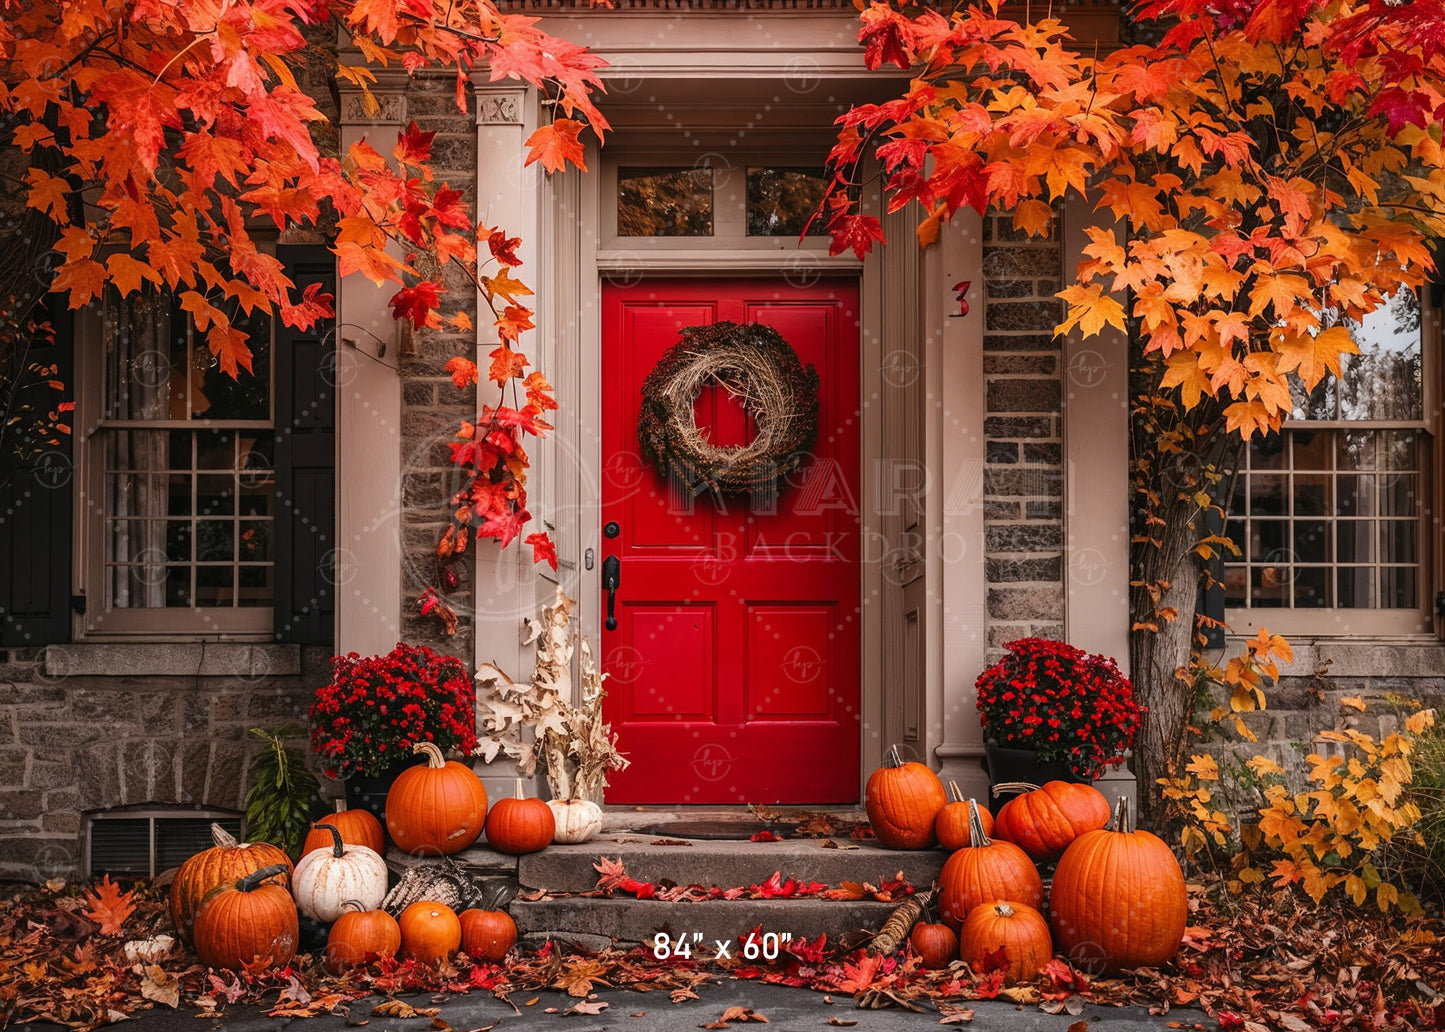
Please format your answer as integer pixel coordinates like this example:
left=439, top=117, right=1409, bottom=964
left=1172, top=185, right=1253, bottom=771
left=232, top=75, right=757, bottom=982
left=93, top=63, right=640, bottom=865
left=83, top=289, right=276, bottom=635
left=1223, top=290, right=1433, bottom=634
left=617, top=167, right=714, bottom=237
left=745, top=167, right=828, bottom=237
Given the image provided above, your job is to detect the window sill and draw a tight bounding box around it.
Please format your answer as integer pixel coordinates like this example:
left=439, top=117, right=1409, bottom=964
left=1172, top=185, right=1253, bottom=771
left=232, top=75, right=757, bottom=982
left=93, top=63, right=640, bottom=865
left=44, top=642, right=301, bottom=678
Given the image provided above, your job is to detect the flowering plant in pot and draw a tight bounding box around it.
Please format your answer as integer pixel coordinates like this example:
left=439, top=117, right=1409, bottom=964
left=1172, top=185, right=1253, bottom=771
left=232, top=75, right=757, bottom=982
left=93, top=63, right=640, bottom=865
left=310, top=644, right=478, bottom=816
left=975, top=637, right=1142, bottom=786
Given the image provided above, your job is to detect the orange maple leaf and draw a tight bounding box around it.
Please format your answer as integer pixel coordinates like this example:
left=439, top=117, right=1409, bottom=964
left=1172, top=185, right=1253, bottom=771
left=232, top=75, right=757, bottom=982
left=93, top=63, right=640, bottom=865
left=83, top=875, right=136, bottom=936
left=487, top=344, right=529, bottom=385
left=524, top=119, right=587, bottom=174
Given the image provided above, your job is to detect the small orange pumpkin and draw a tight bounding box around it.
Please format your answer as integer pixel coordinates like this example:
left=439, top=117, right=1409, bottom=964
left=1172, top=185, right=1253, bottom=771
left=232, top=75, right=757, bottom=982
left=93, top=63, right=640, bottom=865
left=937, top=800, right=1042, bottom=929
left=958, top=901, right=1052, bottom=984
left=1049, top=796, right=1187, bottom=974
left=935, top=780, right=993, bottom=852
left=192, top=864, right=299, bottom=971
left=991, top=780, right=1111, bottom=861
left=169, top=824, right=292, bottom=944
left=385, top=742, right=488, bottom=857
left=398, top=900, right=462, bottom=965
left=484, top=780, right=555, bottom=856
left=909, top=921, right=958, bottom=970
left=302, top=806, right=385, bottom=858
left=459, top=908, right=518, bottom=962
left=865, top=744, right=947, bottom=849
left=325, top=900, right=401, bottom=972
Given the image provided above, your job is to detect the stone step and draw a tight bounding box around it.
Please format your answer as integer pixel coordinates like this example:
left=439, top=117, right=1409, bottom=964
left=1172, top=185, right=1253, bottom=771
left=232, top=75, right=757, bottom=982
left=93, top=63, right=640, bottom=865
left=512, top=896, right=901, bottom=948
left=516, top=838, right=947, bottom=894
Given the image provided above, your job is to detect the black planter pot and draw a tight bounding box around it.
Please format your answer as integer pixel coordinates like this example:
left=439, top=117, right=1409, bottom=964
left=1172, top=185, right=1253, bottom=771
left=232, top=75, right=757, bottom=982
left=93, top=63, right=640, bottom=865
left=982, top=742, right=1091, bottom=809
left=344, top=756, right=422, bottom=825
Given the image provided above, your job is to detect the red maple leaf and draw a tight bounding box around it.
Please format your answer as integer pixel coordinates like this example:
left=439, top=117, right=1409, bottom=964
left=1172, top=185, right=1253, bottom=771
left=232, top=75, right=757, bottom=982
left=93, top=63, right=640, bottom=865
left=487, top=228, right=524, bottom=267
left=524, top=119, right=587, bottom=174
left=858, top=4, right=915, bottom=70
left=445, top=357, right=479, bottom=389
left=488, top=344, right=529, bottom=385
left=524, top=531, right=558, bottom=570
left=279, top=281, right=333, bottom=331
left=394, top=122, right=436, bottom=166
left=389, top=280, right=443, bottom=328
left=828, top=214, right=886, bottom=260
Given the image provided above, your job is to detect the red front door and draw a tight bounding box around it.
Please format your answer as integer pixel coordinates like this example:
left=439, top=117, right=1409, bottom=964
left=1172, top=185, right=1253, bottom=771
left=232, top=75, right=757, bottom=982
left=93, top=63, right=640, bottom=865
left=600, top=279, right=861, bottom=804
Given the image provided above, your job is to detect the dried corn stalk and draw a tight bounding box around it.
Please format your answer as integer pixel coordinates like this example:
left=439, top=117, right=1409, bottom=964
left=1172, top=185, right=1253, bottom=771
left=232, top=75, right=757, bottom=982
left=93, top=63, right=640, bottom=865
left=474, top=588, right=629, bottom=800
left=868, top=887, right=933, bottom=956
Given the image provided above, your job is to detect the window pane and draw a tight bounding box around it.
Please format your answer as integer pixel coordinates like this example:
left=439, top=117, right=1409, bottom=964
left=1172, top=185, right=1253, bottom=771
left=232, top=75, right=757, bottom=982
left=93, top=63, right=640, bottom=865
left=1251, top=520, right=1287, bottom=562
left=1381, top=520, right=1417, bottom=564
left=239, top=521, right=272, bottom=562
left=1336, top=431, right=1376, bottom=470
left=239, top=565, right=274, bottom=606
left=1382, top=567, right=1417, bottom=608
left=1336, top=520, right=1374, bottom=563
left=1380, top=473, right=1418, bottom=516
left=1291, top=431, right=1331, bottom=470
left=1249, top=433, right=1287, bottom=470
left=1250, top=474, right=1287, bottom=515
left=1251, top=567, right=1287, bottom=606
left=196, top=520, right=235, bottom=562
left=1340, top=290, right=1422, bottom=421
left=197, top=307, right=271, bottom=421
left=1338, top=567, right=1373, bottom=608
left=196, top=566, right=234, bottom=607
left=1295, top=567, right=1331, bottom=607
left=1293, top=474, right=1330, bottom=516
left=1291, top=375, right=1336, bottom=420
left=746, top=167, right=828, bottom=237
left=1379, top=430, right=1419, bottom=471
left=103, top=291, right=187, bottom=420
left=1295, top=519, right=1329, bottom=563
left=617, top=167, right=713, bottom=236
left=1336, top=474, right=1375, bottom=516
left=196, top=475, right=234, bottom=517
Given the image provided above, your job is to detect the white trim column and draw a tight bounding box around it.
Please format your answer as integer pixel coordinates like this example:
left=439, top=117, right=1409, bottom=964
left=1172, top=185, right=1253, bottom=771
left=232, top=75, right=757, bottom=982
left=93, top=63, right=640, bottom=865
left=335, top=90, right=407, bottom=655
left=934, top=211, right=989, bottom=798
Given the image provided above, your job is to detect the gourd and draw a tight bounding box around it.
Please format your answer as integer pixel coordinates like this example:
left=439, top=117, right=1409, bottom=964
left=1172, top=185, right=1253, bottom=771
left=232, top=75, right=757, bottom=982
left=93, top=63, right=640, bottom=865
left=935, top=780, right=993, bottom=852
left=484, top=780, right=555, bottom=855
left=325, top=900, right=401, bottom=972
left=991, top=780, right=1111, bottom=861
left=958, top=901, right=1052, bottom=984
left=169, top=823, right=292, bottom=944
left=192, top=864, right=299, bottom=970
left=865, top=744, right=947, bottom=849
left=909, top=921, right=958, bottom=970
left=301, top=805, right=385, bottom=858
left=937, top=800, right=1043, bottom=928
left=1049, top=797, right=1187, bottom=974
left=459, top=908, right=518, bottom=962
left=398, top=900, right=462, bottom=965
left=291, top=824, right=389, bottom=922
left=547, top=798, right=603, bottom=844
left=385, top=742, right=488, bottom=856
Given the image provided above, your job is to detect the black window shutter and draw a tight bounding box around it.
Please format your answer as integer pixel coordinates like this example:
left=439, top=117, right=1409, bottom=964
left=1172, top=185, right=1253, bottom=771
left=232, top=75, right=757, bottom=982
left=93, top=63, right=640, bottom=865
left=1197, top=506, right=1226, bottom=650
left=0, top=295, right=74, bottom=648
left=273, top=245, right=336, bottom=644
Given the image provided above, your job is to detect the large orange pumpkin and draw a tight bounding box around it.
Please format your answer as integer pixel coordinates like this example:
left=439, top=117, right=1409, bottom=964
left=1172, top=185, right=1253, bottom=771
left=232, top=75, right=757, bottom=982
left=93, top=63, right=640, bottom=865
left=865, top=744, right=947, bottom=849
left=459, top=908, right=518, bottom=962
left=484, top=780, right=555, bottom=855
left=385, top=742, right=488, bottom=856
left=935, top=780, right=993, bottom=852
left=1049, top=797, right=1187, bottom=975
left=169, top=824, right=292, bottom=944
left=991, top=780, right=1111, bottom=860
left=302, top=807, right=385, bottom=858
left=192, top=864, right=299, bottom=970
left=398, top=900, right=462, bottom=965
left=958, top=901, right=1052, bottom=984
left=326, top=901, right=401, bottom=973
left=937, top=800, right=1042, bottom=928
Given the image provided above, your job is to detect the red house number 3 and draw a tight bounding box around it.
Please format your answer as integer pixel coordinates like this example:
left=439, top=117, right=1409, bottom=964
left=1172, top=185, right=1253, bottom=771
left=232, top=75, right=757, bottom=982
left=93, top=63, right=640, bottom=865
left=951, top=281, right=971, bottom=317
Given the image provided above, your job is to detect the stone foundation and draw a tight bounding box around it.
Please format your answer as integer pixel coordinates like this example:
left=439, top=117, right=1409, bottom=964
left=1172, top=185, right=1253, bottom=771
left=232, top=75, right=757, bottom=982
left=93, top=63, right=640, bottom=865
left=0, top=644, right=336, bottom=882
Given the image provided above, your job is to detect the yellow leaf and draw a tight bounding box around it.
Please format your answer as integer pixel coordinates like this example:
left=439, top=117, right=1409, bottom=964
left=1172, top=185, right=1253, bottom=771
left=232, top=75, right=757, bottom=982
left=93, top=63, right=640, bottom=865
left=106, top=254, right=162, bottom=297
left=1246, top=755, right=1284, bottom=778
left=1161, top=349, right=1209, bottom=409
left=1275, top=325, right=1357, bottom=390
left=1012, top=198, right=1054, bottom=237
left=1056, top=282, right=1126, bottom=338
left=1185, top=754, right=1220, bottom=780
left=1405, top=709, right=1436, bottom=734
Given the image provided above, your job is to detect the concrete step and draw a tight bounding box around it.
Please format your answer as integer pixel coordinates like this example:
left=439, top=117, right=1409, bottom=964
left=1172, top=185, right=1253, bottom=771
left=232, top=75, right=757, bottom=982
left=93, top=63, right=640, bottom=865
left=512, top=896, right=900, bottom=948
left=516, top=838, right=947, bottom=894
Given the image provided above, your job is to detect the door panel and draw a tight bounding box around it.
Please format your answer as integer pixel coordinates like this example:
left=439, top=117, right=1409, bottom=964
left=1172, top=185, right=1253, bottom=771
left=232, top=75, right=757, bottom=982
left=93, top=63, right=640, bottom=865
left=601, top=279, right=861, bottom=803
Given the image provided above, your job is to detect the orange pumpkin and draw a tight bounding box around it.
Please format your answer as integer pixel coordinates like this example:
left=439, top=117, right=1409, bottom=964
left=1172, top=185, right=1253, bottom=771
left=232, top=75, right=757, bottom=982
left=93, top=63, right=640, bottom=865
left=192, top=864, right=299, bottom=970
left=169, top=824, right=292, bottom=944
left=398, top=900, right=462, bottom=965
left=459, top=908, right=518, bottom=962
left=935, top=780, right=993, bottom=852
left=909, top=921, right=958, bottom=970
left=385, top=742, right=488, bottom=856
left=1049, top=797, right=1187, bottom=974
left=302, top=807, right=385, bottom=858
left=992, top=780, right=1111, bottom=860
left=326, top=900, right=401, bottom=972
left=865, top=744, right=947, bottom=849
left=958, top=901, right=1052, bottom=984
left=484, top=780, right=555, bottom=856
left=937, top=800, right=1042, bottom=929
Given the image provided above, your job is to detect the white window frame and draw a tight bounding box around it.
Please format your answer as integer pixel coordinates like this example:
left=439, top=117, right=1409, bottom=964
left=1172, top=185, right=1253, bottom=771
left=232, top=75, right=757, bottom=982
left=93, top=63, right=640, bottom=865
left=1224, top=295, right=1438, bottom=639
left=73, top=261, right=279, bottom=641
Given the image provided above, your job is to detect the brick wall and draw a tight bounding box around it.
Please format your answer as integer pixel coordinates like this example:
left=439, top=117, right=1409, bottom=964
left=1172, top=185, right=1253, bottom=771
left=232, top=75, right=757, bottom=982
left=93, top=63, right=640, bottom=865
left=0, top=644, right=334, bottom=882
left=981, top=213, right=1067, bottom=654
left=397, top=76, right=480, bottom=661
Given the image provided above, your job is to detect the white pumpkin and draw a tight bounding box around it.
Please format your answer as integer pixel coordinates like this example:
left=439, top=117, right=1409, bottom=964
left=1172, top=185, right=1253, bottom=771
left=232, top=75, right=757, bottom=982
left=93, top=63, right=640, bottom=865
left=292, top=824, right=388, bottom=922
left=547, top=798, right=602, bottom=844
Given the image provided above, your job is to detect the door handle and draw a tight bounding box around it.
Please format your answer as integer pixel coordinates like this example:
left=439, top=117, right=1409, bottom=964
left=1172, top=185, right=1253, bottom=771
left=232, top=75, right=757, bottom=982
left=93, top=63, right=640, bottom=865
left=602, top=554, right=621, bottom=630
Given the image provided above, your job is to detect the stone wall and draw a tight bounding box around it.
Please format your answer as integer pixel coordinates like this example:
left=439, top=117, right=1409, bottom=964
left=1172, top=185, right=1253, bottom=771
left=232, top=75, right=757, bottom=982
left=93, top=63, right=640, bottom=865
left=981, top=212, right=1067, bottom=654
left=397, top=75, right=481, bottom=662
left=0, top=644, right=334, bottom=882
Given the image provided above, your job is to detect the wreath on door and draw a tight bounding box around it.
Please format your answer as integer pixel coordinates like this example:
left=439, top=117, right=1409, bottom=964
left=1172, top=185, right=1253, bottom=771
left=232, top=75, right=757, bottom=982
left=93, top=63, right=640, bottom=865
left=637, top=321, right=820, bottom=496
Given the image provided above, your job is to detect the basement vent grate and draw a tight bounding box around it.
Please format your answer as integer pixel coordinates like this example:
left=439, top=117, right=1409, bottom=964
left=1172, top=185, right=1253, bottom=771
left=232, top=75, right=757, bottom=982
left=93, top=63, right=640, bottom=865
left=85, top=809, right=244, bottom=878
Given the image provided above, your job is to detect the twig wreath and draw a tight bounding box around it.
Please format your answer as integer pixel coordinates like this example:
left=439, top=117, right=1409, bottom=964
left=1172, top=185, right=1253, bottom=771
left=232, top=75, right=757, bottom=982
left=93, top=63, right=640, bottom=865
left=637, top=321, right=820, bottom=496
